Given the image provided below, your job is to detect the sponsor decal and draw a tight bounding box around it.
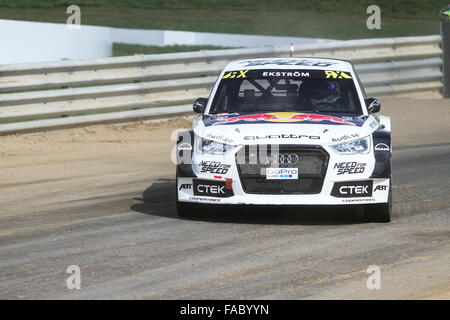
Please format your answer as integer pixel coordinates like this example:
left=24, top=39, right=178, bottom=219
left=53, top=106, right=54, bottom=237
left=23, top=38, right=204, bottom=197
left=222, top=70, right=248, bottom=79
left=212, top=112, right=356, bottom=126
left=342, top=198, right=375, bottom=203
left=331, top=133, right=360, bottom=142
left=374, top=143, right=390, bottom=151
left=324, top=70, right=352, bottom=79
left=244, top=134, right=320, bottom=141
left=334, top=162, right=366, bottom=175
left=265, top=168, right=298, bottom=180
left=331, top=180, right=373, bottom=198
left=177, top=142, right=192, bottom=151
left=205, top=133, right=233, bottom=144
left=188, top=196, right=221, bottom=203
left=369, top=120, right=378, bottom=129
left=374, top=185, right=388, bottom=191
left=220, top=68, right=358, bottom=80
left=238, top=59, right=336, bottom=67
left=200, top=161, right=231, bottom=174
left=193, top=179, right=234, bottom=198
left=178, top=183, right=192, bottom=191
left=371, top=131, right=391, bottom=178
left=262, top=71, right=310, bottom=77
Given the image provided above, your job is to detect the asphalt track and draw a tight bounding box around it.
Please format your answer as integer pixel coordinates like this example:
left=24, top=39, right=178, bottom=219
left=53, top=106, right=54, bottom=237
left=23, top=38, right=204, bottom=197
left=0, top=138, right=449, bottom=299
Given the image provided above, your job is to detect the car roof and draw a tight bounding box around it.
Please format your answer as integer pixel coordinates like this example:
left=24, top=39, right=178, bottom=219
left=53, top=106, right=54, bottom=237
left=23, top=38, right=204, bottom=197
left=224, top=57, right=353, bottom=72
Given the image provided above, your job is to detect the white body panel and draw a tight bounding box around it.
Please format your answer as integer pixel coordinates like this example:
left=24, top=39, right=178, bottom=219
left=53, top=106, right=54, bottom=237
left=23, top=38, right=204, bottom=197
left=177, top=58, right=392, bottom=206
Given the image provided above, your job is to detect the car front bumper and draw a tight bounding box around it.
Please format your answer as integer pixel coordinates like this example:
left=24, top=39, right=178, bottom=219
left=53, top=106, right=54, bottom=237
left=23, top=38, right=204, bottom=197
left=177, top=176, right=390, bottom=205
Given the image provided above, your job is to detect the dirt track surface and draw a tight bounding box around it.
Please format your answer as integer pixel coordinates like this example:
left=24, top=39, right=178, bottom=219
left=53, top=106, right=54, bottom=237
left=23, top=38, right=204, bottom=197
left=0, top=98, right=449, bottom=299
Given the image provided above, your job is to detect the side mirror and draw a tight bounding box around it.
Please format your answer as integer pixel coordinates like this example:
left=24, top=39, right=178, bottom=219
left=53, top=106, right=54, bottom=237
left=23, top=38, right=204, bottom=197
left=193, top=98, right=207, bottom=113
left=365, top=98, right=381, bottom=113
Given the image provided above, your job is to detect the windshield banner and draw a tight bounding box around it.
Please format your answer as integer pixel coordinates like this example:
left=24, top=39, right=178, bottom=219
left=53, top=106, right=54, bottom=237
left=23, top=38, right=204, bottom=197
left=222, top=69, right=352, bottom=80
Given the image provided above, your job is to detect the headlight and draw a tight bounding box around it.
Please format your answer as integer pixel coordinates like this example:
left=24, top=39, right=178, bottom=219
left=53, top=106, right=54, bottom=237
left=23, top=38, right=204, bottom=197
left=330, top=136, right=370, bottom=155
left=200, top=138, right=236, bottom=155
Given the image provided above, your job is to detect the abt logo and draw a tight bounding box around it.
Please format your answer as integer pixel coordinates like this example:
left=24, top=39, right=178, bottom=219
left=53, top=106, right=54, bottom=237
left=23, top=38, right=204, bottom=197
left=374, top=185, right=388, bottom=191
left=193, top=179, right=234, bottom=198
left=179, top=183, right=192, bottom=191
left=331, top=181, right=373, bottom=198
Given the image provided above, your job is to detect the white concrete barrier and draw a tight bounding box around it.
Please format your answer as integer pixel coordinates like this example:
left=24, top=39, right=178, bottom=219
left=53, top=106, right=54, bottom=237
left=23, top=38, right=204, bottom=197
left=0, top=19, right=330, bottom=64
left=111, top=28, right=331, bottom=47
left=0, top=19, right=112, bottom=64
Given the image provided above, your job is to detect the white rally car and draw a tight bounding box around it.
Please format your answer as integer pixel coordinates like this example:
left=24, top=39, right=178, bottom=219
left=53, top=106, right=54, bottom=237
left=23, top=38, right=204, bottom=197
left=176, top=58, right=392, bottom=222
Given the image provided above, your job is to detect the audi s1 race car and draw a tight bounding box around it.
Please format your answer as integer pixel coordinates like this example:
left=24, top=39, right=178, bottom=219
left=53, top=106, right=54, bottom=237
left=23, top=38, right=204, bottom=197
left=175, top=57, right=392, bottom=222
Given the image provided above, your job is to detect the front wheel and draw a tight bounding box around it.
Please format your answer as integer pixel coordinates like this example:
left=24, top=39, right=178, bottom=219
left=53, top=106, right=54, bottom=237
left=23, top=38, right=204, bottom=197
left=363, top=182, right=392, bottom=223
left=175, top=168, right=199, bottom=218
left=176, top=201, right=199, bottom=218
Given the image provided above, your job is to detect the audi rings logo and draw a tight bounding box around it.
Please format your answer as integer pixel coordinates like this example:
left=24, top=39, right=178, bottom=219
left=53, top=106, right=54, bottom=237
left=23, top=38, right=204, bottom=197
left=263, top=153, right=299, bottom=165
left=279, top=153, right=299, bottom=165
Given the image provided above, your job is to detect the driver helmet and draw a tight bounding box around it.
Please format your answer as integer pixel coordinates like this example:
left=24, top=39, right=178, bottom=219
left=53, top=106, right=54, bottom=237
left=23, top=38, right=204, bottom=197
left=302, top=80, right=340, bottom=105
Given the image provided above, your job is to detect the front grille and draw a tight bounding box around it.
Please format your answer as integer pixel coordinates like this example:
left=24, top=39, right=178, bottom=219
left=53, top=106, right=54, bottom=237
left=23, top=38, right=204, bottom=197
left=236, top=145, right=329, bottom=194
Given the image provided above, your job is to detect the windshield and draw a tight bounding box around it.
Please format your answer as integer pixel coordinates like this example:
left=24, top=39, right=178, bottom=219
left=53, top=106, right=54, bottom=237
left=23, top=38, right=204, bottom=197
left=209, top=69, right=362, bottom=115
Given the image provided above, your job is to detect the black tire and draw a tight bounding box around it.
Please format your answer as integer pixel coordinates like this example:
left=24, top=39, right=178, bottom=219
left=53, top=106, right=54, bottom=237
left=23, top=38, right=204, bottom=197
left=363, top=179, right=392, bottom=223
left=175, top=168, right=198, bottom=218
left=176, top=201, right=199, bottom=218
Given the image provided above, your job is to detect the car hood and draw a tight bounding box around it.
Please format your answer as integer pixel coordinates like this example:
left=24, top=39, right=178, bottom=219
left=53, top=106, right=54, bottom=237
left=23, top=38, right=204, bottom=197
left=194, top=112, right=378, bottom=145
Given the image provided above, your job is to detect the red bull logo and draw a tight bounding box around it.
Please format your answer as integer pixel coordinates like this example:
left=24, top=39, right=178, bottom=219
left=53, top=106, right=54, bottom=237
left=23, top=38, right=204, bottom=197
left=212, top=112, right=355, bottom=126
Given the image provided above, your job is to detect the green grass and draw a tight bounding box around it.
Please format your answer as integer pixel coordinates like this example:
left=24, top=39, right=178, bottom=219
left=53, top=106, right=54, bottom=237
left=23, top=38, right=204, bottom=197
left=0, top=1, right=447, bottom=40
left=0, top=0, right=447, bottom=20
left=112, top=43, right=236, bottom=56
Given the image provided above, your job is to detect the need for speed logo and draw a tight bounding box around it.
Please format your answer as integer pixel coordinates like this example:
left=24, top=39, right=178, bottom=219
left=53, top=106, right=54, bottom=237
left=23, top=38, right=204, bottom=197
left=334, top=162, right=366, bottom=175
left=200, top=161, right=231, bottom=174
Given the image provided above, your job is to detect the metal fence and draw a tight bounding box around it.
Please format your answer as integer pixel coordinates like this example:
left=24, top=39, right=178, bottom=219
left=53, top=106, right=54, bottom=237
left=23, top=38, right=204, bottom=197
left=0, top=35, right=443, bottom=135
